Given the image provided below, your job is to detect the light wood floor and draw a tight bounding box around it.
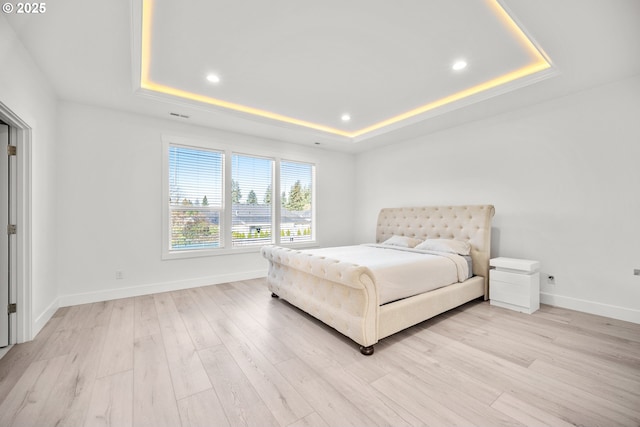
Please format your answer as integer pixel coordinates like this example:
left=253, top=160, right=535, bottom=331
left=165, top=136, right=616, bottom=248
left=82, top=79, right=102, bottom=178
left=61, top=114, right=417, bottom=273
left=1, top=279, right=639, bottom=427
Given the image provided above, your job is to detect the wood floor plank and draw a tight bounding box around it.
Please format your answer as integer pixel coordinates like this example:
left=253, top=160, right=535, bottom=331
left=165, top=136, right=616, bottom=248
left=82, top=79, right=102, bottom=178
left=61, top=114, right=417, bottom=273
left=421, top=328, right=640, bottom=427
left=185, top=287, right=229, bottom=324
left=96, top=298, right=134, bottom=378
left=323, top=363, right=423, bottom=427
left=538, top=304, right=640, bottom=343
left=0, top=316, right=62, bottom=405
left=153, top=292, right=212, bottom=400
left=372, top=372, right=478, bottom=427
left=222, top=280, right=287, bottom=328
left=132, top=334, right=182, bottom=427
left=429, top=310, right=540, bottom=367
left=393, top=368, right=524, bottom=427
left=377, top=337, right=504, bottom=407
left=34, top=324, right=108, bottom=427
left=52, top=306, right=71, bottom=318
left=207, top=313, right=313, bottom=426
left=35, top=326, right=81, bottom=362
left=528, top=358, right=640, bottom=412
left=133, top=295, right=161, bottom=339
left=177, top=388, right=230, bottom=427
left=84, top=370, right=133, bottom=427
left=450, top=305, right=640, bottom=383
left=199, top=345, right=280, bottom=427
left=553, top=330, right=640, bottom=369
left=0, top=354, right=67, bottom=426
left=84, top=300, right=115, bottom=328
left=276, top=357, right=376, bottom=427
left=490, top=392, right=576, bottom=427
left=170, top=290, right=222, bottom=350
left=287, top=412, right=329, bottom=427
left=229, top=281, right=304, bottom=330
left=338, top=353, right=390, bottom=385
left=203, top=285, right=295, bottom=364
left=56, top=302, right=95, bottom=331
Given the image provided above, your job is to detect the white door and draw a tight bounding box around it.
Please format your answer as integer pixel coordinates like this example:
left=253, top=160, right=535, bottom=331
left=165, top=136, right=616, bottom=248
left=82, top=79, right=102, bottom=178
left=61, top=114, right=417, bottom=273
left=0, top=122, right=14, bottom=347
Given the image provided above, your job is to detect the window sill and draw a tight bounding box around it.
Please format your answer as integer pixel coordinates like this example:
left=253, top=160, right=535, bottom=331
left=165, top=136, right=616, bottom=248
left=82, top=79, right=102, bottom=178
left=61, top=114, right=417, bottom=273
left=162, top=241, right=319, bottom=260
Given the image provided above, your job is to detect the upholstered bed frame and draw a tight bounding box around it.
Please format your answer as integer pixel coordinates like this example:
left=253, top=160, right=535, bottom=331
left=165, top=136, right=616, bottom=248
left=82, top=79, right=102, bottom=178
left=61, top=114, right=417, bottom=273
left=261, top=205, right=495, bottom=355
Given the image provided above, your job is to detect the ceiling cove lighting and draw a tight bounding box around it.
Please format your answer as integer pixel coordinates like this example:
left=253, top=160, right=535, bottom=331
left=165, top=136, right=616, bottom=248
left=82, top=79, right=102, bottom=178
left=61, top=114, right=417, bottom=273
left=139, top=0, right=552, bottom=140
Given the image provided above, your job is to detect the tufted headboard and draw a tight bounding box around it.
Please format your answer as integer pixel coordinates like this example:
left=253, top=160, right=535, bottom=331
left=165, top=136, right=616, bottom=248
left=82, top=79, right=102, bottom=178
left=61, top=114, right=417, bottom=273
left=376, top=205, right=495, bottom=296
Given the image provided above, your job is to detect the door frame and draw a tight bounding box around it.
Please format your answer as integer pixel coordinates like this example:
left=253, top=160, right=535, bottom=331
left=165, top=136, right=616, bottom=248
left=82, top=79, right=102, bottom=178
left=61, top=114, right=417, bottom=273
left=0, top=100, right=33, bottom=344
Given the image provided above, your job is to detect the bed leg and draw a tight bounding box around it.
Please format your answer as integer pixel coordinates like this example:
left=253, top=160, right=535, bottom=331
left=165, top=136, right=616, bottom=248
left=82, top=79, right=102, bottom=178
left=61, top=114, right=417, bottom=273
left=271, top=293, right=279, bottom=298
left=359, top=345, right=374, bottom=356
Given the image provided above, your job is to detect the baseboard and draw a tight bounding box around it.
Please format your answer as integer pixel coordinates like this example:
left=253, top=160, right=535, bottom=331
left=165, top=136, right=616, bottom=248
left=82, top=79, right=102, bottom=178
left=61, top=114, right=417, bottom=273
left=540, top=292, right=640, bottom=324
left=58, top=269, right=268, bottom=307
left=33, top=297, right=60, bottom=338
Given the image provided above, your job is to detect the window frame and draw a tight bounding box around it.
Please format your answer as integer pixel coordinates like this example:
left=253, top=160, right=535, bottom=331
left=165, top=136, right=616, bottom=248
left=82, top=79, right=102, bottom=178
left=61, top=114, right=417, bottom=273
left=229, top=152, right=275, bottom=248
left=162, top=135, right=317, bottom=260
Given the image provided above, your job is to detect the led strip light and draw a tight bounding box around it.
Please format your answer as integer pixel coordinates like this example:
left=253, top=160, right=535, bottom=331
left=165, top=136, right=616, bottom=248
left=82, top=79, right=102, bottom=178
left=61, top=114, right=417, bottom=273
left=140, top=0, right=551, bottom=140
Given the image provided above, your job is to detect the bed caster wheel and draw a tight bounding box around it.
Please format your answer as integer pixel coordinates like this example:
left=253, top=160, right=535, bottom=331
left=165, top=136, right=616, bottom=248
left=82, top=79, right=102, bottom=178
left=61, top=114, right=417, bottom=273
left=271, top=293, right=279, bottom=298
left=359, top=345, right=374, bottom=356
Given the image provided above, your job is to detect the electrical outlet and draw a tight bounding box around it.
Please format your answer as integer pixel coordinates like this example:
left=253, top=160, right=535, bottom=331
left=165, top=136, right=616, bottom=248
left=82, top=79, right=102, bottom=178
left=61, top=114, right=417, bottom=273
left=115, top=271, right=124, bottom=280
left=547, top=274, right=555, bottom=284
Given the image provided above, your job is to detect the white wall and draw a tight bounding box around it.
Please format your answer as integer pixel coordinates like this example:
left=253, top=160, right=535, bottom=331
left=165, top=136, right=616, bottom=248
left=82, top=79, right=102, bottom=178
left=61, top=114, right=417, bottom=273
left=55, top=102, right=356, bottom=305
left=0, top=17, right=59, bottom=338
left=355, top=75, right=640, bottom=323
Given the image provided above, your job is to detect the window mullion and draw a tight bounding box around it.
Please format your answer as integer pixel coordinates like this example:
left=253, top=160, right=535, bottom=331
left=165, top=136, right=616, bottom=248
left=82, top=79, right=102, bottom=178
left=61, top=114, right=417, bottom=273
left=223, top=149, right=232, bottom=249
left=273, top=158, right=281, bottom=244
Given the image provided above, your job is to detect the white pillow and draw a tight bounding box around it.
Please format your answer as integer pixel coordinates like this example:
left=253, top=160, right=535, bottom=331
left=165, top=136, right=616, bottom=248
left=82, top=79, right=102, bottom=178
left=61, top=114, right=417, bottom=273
left=381, top=235, right=423, bottom=248
left=415, top=239, right=471, bottom=255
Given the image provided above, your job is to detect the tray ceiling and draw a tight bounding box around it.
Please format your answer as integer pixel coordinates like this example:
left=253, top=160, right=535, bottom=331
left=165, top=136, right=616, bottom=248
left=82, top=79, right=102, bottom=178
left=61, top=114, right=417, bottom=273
left=136, top=0, right=553, bottom=142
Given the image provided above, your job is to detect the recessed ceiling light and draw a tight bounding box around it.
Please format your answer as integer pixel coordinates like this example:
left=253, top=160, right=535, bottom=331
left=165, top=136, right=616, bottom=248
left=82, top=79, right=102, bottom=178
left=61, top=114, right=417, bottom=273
left=341, top=113, right=351, bottom=122
left=206, top=74, right=221, bottom=84
left=452, top=60, right=468, bottom=71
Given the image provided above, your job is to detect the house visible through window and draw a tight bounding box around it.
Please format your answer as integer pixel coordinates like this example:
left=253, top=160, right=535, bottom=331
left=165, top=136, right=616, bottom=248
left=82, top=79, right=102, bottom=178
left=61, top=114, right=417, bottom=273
left=164, top=141, right=315, bottom=257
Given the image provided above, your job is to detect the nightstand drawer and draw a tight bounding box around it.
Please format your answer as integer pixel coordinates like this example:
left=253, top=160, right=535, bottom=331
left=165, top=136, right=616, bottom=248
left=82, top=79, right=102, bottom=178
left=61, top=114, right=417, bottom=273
left=490, top=279, right=532, bottom=307
left=490, top=269, right=535, bottom=287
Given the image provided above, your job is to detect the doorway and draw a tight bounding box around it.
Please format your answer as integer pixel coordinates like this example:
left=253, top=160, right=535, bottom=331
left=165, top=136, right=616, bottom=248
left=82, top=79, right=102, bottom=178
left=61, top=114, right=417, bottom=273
left=0, top=121, right=15, bottom=348
left=0, top=101, right=32, bottom=350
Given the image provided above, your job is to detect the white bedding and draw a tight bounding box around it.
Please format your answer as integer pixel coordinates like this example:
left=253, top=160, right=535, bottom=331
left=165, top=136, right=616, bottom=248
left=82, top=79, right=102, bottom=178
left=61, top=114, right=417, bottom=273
left=301, top=244, right=469, bottom=304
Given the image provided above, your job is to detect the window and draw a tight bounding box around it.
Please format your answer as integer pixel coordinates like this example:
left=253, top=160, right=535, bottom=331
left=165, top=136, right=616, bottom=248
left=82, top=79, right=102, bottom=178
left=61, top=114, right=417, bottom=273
left=168, top=146, right=223, bottom=250
left=231, top=154, right=273, bottom=247
left=163, top=139, right=316, bottom=258
left=280, top=161, right=314, bottom=243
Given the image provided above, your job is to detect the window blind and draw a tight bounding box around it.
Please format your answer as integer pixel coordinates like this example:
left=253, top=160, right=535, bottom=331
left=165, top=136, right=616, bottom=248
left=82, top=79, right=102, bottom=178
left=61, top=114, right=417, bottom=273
left=280, top=160, right=314, bottom=243
left=168, top=146, right=223, bottom=249
left=231, top=154, right=273, bottom=246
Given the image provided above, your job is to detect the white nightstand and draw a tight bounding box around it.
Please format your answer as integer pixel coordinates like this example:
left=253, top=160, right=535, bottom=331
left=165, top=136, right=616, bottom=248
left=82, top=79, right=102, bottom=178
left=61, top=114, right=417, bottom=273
left=489, top=257, right=540, bottom=314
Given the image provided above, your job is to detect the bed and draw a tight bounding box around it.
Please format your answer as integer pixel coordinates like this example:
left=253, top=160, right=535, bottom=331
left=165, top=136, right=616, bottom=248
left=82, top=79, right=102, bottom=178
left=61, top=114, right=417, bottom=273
left=261, top=205, right=495, bottom=355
